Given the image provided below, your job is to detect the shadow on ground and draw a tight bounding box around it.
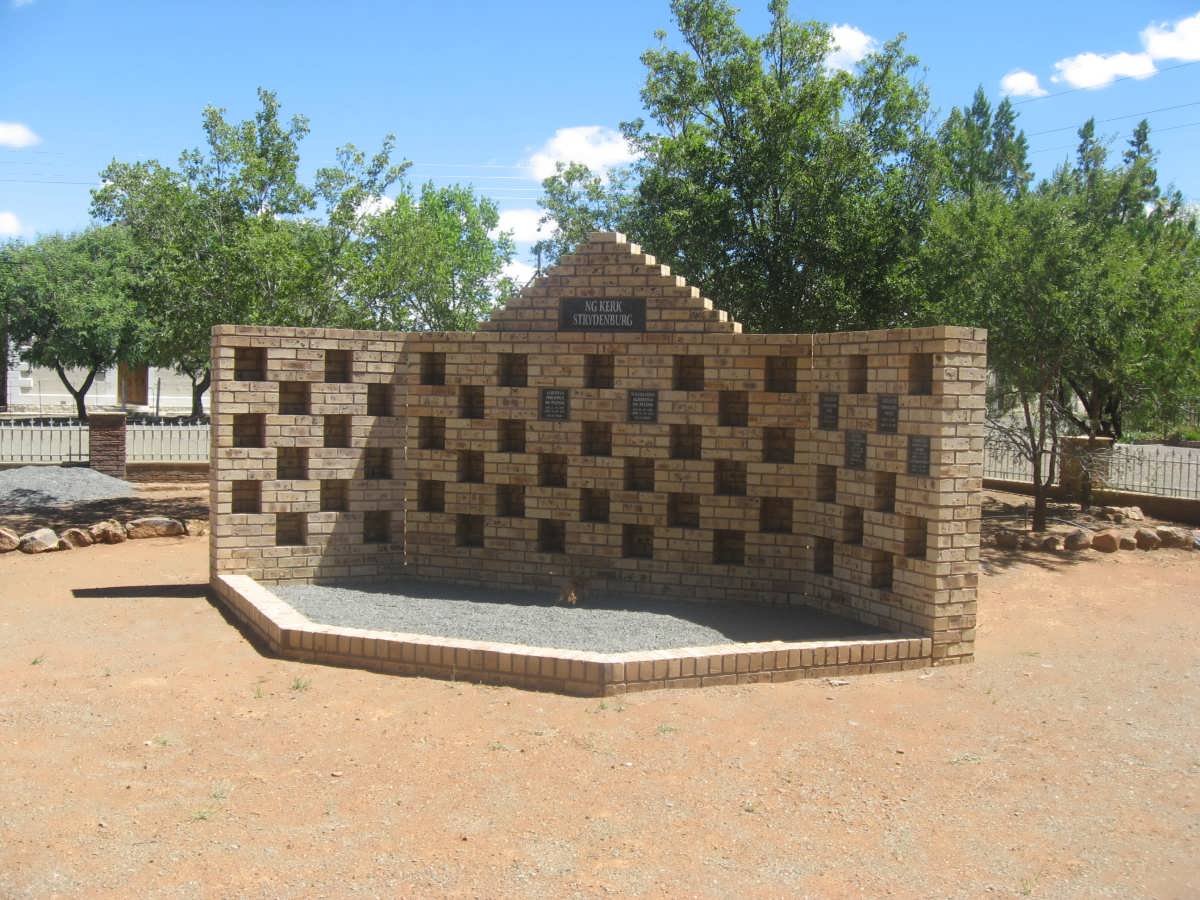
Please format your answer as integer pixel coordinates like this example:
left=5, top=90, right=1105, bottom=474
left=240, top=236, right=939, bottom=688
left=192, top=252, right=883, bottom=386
left=1, top=493, right=209, bottom=533
left=72, top=584, right=211, bottom=600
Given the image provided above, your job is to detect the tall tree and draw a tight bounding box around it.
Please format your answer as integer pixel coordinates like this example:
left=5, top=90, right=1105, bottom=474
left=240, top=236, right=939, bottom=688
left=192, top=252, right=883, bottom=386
left=349, top=182, right=516, bottom=330
left=538, top=0, right=939, bottom=333
left=91, top=89, right=406, bottom=414
left=5, top=228, right=146, bottom=420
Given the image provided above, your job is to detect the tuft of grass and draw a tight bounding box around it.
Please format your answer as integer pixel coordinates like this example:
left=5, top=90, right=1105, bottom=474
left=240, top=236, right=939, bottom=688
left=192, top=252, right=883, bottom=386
left=30, top=655, right=45, bottom=666
left=191, top=808, right=214, bottom=822
left=211, top=782, right=230, bottom=802
left=253, top=684, right=264, bottom=700
left=656, top=723, right=677, bottom=735
left=290, top=676, right=311, bottom=693
left=152, top=735, right=170, bottom=747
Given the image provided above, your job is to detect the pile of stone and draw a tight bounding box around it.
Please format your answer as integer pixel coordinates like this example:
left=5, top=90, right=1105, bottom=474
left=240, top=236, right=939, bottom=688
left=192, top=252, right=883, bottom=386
left=994, top=520, right=1198, bottom=554
left=0, top=516, right=189, bottom=555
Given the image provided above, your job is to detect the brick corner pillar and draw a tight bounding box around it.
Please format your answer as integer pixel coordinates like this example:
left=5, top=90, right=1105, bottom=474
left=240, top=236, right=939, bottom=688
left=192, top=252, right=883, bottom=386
left=88, top=413, right=128, bottom=479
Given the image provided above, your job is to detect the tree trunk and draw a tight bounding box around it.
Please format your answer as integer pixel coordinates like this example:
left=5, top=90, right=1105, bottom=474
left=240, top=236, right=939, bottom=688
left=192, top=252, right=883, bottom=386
left=1032, top=489, right=1048, bottom=533
left=53, top=363, right=98, bottom=422
left=190, top=369, right=211, bottom=418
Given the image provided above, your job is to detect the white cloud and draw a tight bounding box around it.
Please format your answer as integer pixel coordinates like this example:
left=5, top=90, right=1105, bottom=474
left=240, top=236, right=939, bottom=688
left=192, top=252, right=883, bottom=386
left=502, top=258, right=537, bottom=286
left=495, top=208, right=549, bottom=243
left=1051, top=50, right=1156, bottom=89
left=354, top=194, right=395, bottom=219
left=827, top=24, right=877, bottom=71
left=527, top=126, right=637, bottom=181
left=0, top=122, right=40, bottom=149
left=12, top=0, right=37, bottom=7
left=1141, top=10, right=1200, bottom=61
left=0, top=211, right=23, bottom=236
left=999, top=69, right=1048, bottom=98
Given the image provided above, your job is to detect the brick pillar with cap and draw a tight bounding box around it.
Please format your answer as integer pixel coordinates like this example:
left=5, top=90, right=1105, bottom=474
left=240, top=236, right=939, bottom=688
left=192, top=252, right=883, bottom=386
left=88, top=413, right=128, bottom=479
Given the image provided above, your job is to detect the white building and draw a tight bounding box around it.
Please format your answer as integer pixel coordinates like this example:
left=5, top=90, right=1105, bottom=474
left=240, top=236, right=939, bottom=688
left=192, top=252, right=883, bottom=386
left=3, top=355, right=201, bottom=415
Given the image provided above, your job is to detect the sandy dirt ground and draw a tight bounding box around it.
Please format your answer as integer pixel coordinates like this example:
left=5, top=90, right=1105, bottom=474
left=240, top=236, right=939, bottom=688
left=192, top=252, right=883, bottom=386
left=1, top=509, right=1198, bottom=897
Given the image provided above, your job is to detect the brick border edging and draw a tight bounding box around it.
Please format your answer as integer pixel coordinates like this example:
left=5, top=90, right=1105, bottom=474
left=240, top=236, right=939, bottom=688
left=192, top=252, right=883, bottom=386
left=212, top=574, right=933, bottom=696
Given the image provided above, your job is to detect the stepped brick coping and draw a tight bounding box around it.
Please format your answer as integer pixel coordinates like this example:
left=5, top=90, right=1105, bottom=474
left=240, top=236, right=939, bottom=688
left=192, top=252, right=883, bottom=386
left=213, top=574, right=933, bottom=696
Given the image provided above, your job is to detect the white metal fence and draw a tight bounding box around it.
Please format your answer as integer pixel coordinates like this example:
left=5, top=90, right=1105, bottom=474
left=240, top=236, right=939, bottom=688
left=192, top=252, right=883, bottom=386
left=985, top=443, right=1200, bottom=500
left=0, top=419, right=89, bottom=463
left=126, top=423, right=210, bottom=462
left=0, top=419, right=210, bottom=465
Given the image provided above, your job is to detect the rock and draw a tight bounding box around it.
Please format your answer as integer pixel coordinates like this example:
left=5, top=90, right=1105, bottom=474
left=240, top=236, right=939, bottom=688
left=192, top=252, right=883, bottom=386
left=1091, top=530, right=1121, bottom=553
left=995, top=530, right=1020, bottom=550
left=1020, top=535, right=1042, bottom=551
left=1064, top=530, right=1092, bottom=551
left=185, top=518, right=209, bottom=537
left=1119, top=535, right=1137, bottom=550
left=1134, top=527, right=1161, bottom=551
left=0, top=526, right=18, bottom=553
left=1040, top=535, right=1062, bottom=551
left=18, top=528, right=60, bottom=554
left=1099, top=507, right=1124, bottom=524
left=56, top=538, right=72, bottom=551
left=1156, top=526, right=1192, bottom=550
left=125, top=516, right=186, bottom=539
left=60, top=527, right=94, bottom=548
left=89, top=520, right=127, bottom=545
left=1124, top=506, right=1144, bottom=522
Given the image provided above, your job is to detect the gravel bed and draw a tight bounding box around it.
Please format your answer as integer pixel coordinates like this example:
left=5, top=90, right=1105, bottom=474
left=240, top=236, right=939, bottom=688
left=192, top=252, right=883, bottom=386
left=275, top=579, right=878, bottom=653
left=0, top=465, right=137, bottom=510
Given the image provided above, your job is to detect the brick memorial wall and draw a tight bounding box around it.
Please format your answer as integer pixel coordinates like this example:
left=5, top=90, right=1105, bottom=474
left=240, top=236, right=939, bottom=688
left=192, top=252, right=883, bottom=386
left=211, top=232, right=985, bottom=664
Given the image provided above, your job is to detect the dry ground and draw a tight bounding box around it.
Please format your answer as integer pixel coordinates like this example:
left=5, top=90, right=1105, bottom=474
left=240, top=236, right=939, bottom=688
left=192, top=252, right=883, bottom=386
left=1, top=501, right=1198, bottom=897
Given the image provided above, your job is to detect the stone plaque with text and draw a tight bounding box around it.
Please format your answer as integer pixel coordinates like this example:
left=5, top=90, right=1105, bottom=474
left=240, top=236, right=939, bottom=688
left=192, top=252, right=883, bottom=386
left=907, top=435, right=931, bottom=476
left=540, top=388, right=570, bottom=421
left=877, top=394, right=899, bottom=434
left=627, top=389, right=658, bottom=423
left=559, top=298, right=647, bottom=332
left=845, top=430, right=867, bottom=470
left=818, top=393, right=840, bottom=431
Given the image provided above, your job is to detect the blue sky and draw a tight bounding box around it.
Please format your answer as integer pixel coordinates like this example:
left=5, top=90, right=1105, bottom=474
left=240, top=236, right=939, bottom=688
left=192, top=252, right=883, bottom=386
left=3, top=0, right=1199, bottom=279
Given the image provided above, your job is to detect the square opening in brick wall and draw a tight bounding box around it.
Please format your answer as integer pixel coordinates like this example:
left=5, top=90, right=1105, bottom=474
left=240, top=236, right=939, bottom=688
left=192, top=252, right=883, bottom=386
left=581, top=488, right=610, bottom=523
left=323, top=415, right=351, bottom=448
left=584, top=354, right=615, bottom=389
left=325, top=349, right=352, bottom=384
left=498, top=353, right=527, bottom=388
left=320, top=480, right=349, bottom=513
left=367, top=383, right=394, bottom=417
left=538, top=519, right=566, bottom=554
left=233, top=347, right=265, bottom=381
left=363, top=510, right=391, bottom=544
left=456, top=514, right=484, bottom=548
left=420, top=352, right=446, bottom=386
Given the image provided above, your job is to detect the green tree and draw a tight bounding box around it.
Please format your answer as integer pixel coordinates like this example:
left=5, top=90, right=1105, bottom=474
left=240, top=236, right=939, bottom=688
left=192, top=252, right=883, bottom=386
left=91, top=89, right=406, bottom=415
left=937, top=87, right=1032, bottom=200
left=5, top=227, right=146, bottom=420
left=920, top=191, right=1089, bottom=530
left=1044, top=120, right=1200, bottom=441
left=348, top=182, right=516, bottom=331
left=538, top=0, right=939, bottom=333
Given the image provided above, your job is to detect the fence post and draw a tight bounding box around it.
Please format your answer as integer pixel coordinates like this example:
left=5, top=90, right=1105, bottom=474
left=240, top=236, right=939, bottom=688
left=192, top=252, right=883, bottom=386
left=1060, top=435, right=1114, bottom=505
left=88, top=413, right=127, bottom=479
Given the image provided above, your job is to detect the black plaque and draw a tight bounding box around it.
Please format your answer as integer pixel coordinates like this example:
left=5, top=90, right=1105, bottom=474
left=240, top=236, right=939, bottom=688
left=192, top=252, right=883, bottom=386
left=818, top=392, right=840, bottom=431
left=877, top=394, right=900, bottom=434
left=845, top=430, right=867, bottom=470
left=559, top=297, right=647, bottom=332
left=540, top=388, right=569, bottom=421
left=627, top=389, right=658, bottom=423
left=907, top=435, right=931, bottom=476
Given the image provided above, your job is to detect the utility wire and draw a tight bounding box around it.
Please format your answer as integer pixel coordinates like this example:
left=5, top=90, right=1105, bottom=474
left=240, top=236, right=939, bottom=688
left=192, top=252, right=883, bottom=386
left=1024, top=99, right=1200, bottom=136
left=1030, top=118, right=1200, bottom=154
left=1013, top=59, right=1200, bottom=105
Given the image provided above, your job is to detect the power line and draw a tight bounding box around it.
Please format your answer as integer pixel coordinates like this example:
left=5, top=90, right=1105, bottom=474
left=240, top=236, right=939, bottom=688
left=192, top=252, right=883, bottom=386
left=1030, top=119, right=1200, bottom=154
left=1013, top=59, right=1200, bottom=105
left=1025, top=100, right=1200, bottom=136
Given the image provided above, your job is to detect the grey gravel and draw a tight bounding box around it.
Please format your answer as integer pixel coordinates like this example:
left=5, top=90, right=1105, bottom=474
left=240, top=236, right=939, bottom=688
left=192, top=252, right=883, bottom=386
left=275, top=578, right=879, bottom=653
left=0, top=465, right=136, bottom=510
